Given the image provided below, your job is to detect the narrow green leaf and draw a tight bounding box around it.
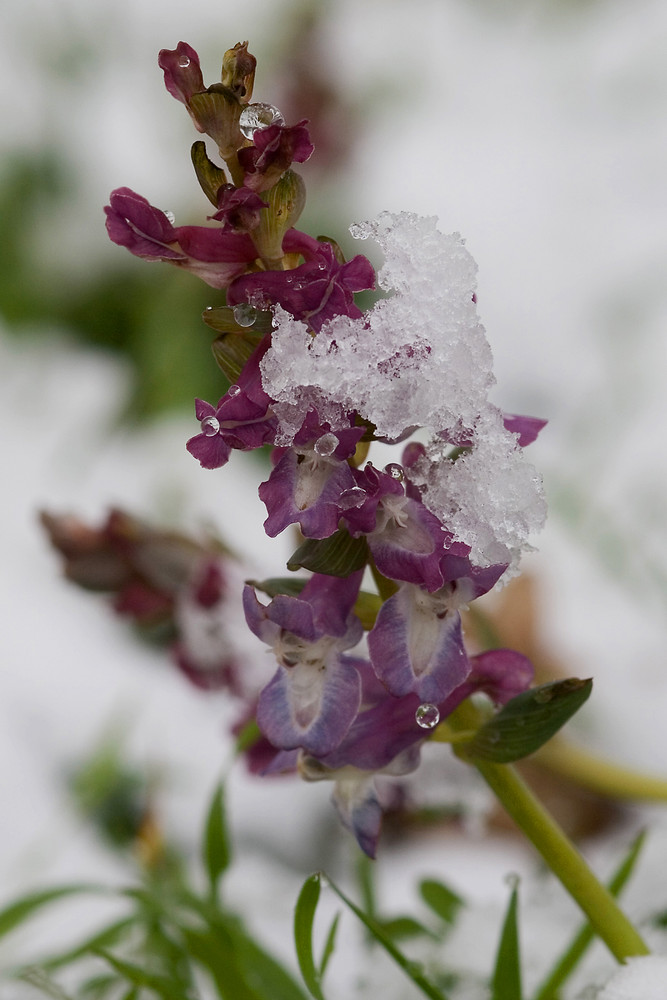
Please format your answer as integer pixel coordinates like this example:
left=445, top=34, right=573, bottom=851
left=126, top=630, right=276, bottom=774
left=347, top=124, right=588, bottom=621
left=533, top=830, right=647, bottom=1000
left=37, top=917, right=137, bottom=970
left=178, top=895, right=307, bottom=1000
left=326, top=876, right=450, bottom=1000
left=464, top=679, right=593, bottom=764
left=287, top=527, right=369, bottom=577
left=95, top=950, right=185, bottom=1000
left=491, top=883, right=522, bottom=1000
left=318, top=912, right=340, bottom=979
left=419, top=880, right=464, bottom=927
left=378, top=916, right=436, bottom=941
left=180, top=924, right=263, bottom=1000
left=202, top=782, right=231, bottom=896
left=18, top=967, right=76, bottom=1000
left=0, top=885, right=105, bottom=940
left=294, top=874, right=326, bottom=1000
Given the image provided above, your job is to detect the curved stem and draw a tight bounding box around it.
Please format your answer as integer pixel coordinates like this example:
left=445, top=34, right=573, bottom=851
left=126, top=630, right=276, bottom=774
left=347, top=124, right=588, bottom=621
left=533, top=737, right=667, bottom=802
left=448, top=702, right=650, bottom=963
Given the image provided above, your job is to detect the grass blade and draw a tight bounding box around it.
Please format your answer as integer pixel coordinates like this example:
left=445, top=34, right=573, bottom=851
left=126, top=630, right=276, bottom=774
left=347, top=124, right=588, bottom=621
left=294, top=874, right=326, bottom=1000
left=326, top=875, right=450, bottom=1000
left=491, top=882, right=522, bottom=1000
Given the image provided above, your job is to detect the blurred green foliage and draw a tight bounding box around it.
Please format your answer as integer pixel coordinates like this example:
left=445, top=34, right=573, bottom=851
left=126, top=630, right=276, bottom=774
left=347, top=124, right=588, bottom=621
left=0, top=151, right=229, bottom=419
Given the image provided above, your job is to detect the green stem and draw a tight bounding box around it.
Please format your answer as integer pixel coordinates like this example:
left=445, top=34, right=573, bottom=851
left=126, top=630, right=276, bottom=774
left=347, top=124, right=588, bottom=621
left=532, top=831, right=646, bottom=1000
left=533, top=738, right=667, bottom=802
left=448, top=703, right=649, bottom=964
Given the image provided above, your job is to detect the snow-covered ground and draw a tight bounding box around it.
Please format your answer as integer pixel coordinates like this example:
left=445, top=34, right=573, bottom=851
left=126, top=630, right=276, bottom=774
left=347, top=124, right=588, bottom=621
left=2, top=0, right=667, bottom=995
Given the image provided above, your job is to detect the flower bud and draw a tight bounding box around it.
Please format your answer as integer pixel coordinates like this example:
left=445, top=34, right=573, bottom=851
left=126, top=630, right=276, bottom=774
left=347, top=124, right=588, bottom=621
left=252, top=169, right=306, bottom=264
left=221, top=41, right=256, bottom=103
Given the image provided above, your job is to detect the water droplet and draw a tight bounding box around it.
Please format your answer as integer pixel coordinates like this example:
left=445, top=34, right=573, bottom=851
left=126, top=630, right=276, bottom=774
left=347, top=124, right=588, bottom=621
left=314, top=433, right=338, bottom=457
left=533, top=687, right=553, bottom=704
left=415, top=703, right=440, bottom=729
left=384, top=462, right=404, bottom=481
left=200, top=415, right=220, bottom=436
left=239, top=102, right=285, bottom=139
left=233, top=303, right=257, bottom=327
left=339, top=487, right=367, bottom=510
left=163, top=209, right=176, bottom=224
left=227, top=384, right=241, bottom=397
left=504, top=872, right=520, bottom=890
left=178, top=55, right=191, bottom=68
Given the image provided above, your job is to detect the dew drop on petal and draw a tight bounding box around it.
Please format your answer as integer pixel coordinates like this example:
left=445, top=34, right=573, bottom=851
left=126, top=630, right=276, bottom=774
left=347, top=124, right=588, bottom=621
left=178, top=55, right=191, bottom=68
left=239, top=102, right=285, bottom=139
left=200, top=415, right=220, bottom=436
left=163, top=210, right=176, bottom=224
left=227, top=384, right=241, bottom=397
left=384, top=462, right=404, bottom=481
left=339, top=487, right=367, bottom=509
left=233, top=303, right=257, bottom=327
left=314, top=432, right=339, bottom=457
left=415, top=703, right=440, bottom=729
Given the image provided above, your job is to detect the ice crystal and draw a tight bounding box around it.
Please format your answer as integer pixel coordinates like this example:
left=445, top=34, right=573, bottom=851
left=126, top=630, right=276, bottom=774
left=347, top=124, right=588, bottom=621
left=261, top=212, right=545, bottom=568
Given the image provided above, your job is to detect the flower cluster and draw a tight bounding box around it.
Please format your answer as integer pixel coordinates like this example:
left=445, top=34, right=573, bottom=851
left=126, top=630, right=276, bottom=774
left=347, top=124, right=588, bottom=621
left=104, top=40, right=547, bottom=855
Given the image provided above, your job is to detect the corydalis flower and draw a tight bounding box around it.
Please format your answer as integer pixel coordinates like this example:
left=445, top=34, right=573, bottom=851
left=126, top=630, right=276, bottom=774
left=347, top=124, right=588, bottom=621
left=243, top=573, right=364, bottom=756
left=104, top=188, right=257, bottom=289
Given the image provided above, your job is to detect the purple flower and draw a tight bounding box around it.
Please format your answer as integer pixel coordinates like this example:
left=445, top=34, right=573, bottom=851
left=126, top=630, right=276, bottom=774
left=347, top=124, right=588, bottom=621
left=186, top=337, right=277, bottom=469
left=343, top=464, right=447, bottom=592
left=228, top=236, right=375, bottom=332
left=158, top=42, right=205, bottom=108
left=238, top=121, right=314, bottom=193
left=243, top=573, right=364, bottom=756
left=502, top=413, right=547, bottom=447
left=259, top=416, right=365, bottom=538
left=105, top=188, right=258, bottom=290
left=299, top=647, right=533, bottom=855
left=210, top=184, right=268, bottom=232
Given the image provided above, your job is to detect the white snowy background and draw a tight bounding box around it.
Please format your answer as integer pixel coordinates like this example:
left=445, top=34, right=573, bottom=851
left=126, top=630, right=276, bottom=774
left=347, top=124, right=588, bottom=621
left=2, top=0, right=667, bottom=996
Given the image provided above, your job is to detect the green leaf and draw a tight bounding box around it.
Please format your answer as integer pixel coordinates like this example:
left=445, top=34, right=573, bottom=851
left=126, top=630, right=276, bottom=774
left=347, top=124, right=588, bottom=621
left=37, top=917, right=137, bottom=971
left=325, top=875, right=450, bottom=1000
left=294, top=874, right=326, bottom=1000
left=202, top=782, right=231, bottom=896
left=18, top=967, right=77, bottom=1000
left=95, top=950, right=185, bottom=1000
left=491, top=882, right=522, bottom=1000
left=463, top=679, right=593, bottom=764
left=178, top=894, right=308, bottom=1000
left=419, top=879, right=464, bottom=927
left=204, top=306, right=272, bottom=337
left=248, top=577, right=308, bottom=599
left=378, top=916, right=436, bottom=941
left=191, top=141, right=228, bottom=207
left=210, top=328, right=264, bottom=383
left=0, top=885, right=106, bottom=940
left=287, top=527, right=369, bottom=577
left=180, top=925, right=263, bottom=1000
left=318, top=913, right=340, bottom=979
